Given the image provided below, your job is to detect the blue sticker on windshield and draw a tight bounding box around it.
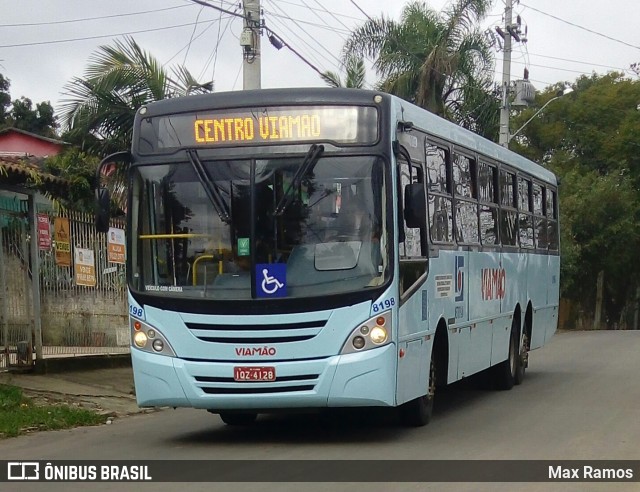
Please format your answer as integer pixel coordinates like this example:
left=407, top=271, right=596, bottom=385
left=256, top=263, right=287, bottom=298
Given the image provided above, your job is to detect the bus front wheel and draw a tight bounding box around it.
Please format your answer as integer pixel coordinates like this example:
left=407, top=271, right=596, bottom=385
left=399, top=354, right=436, bottom=427
left=219, top=412, right=258, bottom=426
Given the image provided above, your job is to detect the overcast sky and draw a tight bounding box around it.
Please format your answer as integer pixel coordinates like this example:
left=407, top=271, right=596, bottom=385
left=1, top=0, right=639, bottom=124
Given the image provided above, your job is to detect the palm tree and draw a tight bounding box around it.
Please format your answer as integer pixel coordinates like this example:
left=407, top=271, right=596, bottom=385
left=343, top=0, right=495, bottom=126
left=60, top=36, right=212, bottom=155
left=321, top=54, right=367, bottom=89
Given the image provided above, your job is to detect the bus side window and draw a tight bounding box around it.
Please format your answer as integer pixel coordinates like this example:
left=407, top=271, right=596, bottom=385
left=453, top=153, right=479, bottom=244
left=533, top=183, right=548, bottom=249
left=398, top=152, right=428, bottom=297
left=426, top=143, right=453, bottom=243
left=478, top=162, right=498, bottom=245
left=518, top=177, right=534, bottom=248
left=398, top=155, right=425, bottom=257
left=499, top=169, right=517, bottom=246
left=547, top=188, right=559, bottom=251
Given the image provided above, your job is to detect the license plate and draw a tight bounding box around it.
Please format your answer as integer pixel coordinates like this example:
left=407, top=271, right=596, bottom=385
left=234, top=366, right=276, bottom=382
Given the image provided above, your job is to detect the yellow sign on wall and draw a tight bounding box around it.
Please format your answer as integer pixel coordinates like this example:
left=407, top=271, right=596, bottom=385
left=54, top=217, right=71, bottom=266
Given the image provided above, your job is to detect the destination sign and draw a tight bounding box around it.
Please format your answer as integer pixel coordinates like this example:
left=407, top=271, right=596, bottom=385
left=138, top=105, right=378, bottom=152
left=194, top=113, right=321, bottom=144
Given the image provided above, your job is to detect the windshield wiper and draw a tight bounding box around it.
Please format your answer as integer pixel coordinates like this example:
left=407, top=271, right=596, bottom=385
left=186, top=149, right=231, bottom=224
left=308, top=187, right=334, bottom=208
left=274, top=144, right=324, bottom=216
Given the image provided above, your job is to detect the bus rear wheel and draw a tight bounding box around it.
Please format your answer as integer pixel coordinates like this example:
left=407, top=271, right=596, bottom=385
left=399, top=354, right=436, bottom=427
left=493, top=321, right=524, bottom=390
left=514, top=330, right=528, bottom=386
left=219, top=412, right=258, bottom=426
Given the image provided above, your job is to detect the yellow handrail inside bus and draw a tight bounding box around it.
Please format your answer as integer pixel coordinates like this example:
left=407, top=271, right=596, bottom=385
left=192, top=255, right=215, bottom=285
left=139, top=233, right=209, bottom=240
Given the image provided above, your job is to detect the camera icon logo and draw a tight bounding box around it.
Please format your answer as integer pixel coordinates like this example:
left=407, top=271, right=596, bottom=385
left=7, top=462, right=40, bottom=480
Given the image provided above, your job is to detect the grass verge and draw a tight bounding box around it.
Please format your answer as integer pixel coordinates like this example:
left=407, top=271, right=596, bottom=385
left=0, top=384, right=104, bottom=438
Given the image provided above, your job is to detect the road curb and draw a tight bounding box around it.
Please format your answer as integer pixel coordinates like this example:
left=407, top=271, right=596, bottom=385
left=32, top=353, right=132, bottom=374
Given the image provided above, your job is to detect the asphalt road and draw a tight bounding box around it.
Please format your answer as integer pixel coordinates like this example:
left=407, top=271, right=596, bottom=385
left=2, top=330, right=639, bottom=492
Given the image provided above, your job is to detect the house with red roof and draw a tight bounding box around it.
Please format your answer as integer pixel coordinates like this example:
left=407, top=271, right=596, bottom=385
left=0, top=127, right=67, bottom=158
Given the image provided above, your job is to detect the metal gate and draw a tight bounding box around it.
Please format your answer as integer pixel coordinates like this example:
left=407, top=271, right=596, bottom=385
left=0, top=196, right=34, bottom=369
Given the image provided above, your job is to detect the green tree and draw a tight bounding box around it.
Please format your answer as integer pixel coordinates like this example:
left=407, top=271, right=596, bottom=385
left=512, top=73, right=640, bottom=185
left=0, top=74, right=58, bottom=136
left=552, top=167, right=640, bottom=327
left=514, top=73, right=640, bottom=327
left=0, top=73, right=10, bottom=127
left=44, top=149, right=100, bottom=212
left=343, top=0, right=497, bottom=136
left=321, top=54, right=366, bottom=88
left=60, top=36, right=213, bottom=155
left=11, top=97, right=58, bottom=137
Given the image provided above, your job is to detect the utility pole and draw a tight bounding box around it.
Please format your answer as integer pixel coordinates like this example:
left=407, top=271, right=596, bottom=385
left=241, top=0, right=261, bottom=90
left=498, top=0, right=514, bottom=147
left=27, top=193, right=43, bottom=363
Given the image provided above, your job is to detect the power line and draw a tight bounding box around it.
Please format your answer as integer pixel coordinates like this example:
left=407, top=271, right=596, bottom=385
left=349, top=0, right=372, bottom=21
left=190, top=0, right=328, bottom=80
left=183, top=5, right=206, bottom=65
left=188, top=0, right=246, bottom=20
left=201, top=2, right=242, bottom=82
left=521, top=3, right=640, bottom=51
left=510, top=59, right=626, bottom=76
left=163, top=19, right=220, bottom=66
left=264, top=11, right=333, bottom=74
left=0, top=5, right=192, bottom=27
left=311, top=0, right=352, bottom=34
left=0, top=20, right=220, bottom=48
left=268, top=0, right=376, bottom=88
left=262, top=11, right=350, bottom=35
left=265, top=0, right=342, bottom=70
left=232, top=59, right=244, bottom=90
left=271, top=0, right=364, bottom=22
left=527, top=52, right=633, bottom=72
left=297, top=0, right=344, bottom=37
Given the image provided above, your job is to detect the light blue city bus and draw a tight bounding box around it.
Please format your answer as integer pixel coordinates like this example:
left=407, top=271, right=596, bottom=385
left=96, top=88, right=559, bottom=426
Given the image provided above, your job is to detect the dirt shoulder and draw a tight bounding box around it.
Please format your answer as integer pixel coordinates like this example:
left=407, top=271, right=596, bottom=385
left=0, top=366, right=154, bottom=418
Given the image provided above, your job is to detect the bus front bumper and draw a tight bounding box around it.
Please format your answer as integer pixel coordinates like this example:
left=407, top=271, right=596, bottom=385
left=131, top=344, right=397, bottom=410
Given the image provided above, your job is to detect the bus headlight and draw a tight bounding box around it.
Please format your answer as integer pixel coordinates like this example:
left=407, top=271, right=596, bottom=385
left=133, top=331, right=148, bottom=348
left=341, top=310, right=392, bottom=354
left=370, top=326, right=388, bottom=344
left=130, top=318, right=176, bottom=357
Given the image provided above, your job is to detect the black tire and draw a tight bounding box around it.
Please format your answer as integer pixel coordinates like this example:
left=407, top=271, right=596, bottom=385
left=493, top=322, right=518, bottom=391
left=399, top=353, right=436, bottom=427
left=219, top=412, right=258, bottom=426
left=514, top=329, right=528, bottom=386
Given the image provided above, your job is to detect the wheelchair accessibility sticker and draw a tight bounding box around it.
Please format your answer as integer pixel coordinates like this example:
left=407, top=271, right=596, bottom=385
left=256, top=263, right=287, bottom=298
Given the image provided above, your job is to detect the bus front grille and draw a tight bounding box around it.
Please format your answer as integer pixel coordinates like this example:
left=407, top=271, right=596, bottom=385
left=195, top=374, right=319, bottom=383
left=185, top=319, right=327, bottom=344
left=200, top=385, right=315, bottom=395
left=194, top=374, right=319, bottom=395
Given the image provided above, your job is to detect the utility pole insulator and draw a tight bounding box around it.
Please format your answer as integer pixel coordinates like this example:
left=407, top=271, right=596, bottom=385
left=240, top=30, right=253, bottom=48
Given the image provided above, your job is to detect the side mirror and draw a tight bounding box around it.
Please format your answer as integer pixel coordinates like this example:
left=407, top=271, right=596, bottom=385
left=404, top=182, right=426, bottom=229
left=96, top=188, right=111, bottom=233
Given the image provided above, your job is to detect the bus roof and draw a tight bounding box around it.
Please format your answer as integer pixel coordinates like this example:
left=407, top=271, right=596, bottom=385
left=388, top=94, right=557, bottom=185
left=139, top=87, right=556, bottom=185
left=138, top=87, right=382, bottom=117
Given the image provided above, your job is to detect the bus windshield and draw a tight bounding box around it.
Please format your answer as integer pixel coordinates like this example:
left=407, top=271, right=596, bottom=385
left=130, top=152, right=389, bottom=300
